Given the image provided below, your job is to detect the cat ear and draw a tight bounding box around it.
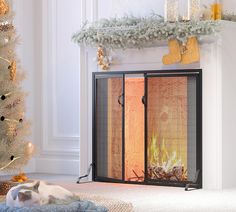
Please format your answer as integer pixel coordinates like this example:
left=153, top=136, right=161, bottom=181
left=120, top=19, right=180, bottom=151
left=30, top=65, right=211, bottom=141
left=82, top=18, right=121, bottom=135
left=33, top=181, right=40, bottom=191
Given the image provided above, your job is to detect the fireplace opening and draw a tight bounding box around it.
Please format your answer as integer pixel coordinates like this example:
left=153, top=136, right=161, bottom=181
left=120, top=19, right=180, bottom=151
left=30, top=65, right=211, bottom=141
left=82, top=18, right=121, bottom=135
left=93, top=70, right=202, bottom=189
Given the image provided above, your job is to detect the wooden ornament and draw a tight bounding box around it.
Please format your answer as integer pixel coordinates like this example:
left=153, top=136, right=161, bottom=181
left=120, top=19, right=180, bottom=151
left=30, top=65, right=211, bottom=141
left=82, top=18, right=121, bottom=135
left=0, top=0, right=9, bottom=15
left=162, top=39, right=181, bottom=65
left=181, top=37, right=200, bottom=64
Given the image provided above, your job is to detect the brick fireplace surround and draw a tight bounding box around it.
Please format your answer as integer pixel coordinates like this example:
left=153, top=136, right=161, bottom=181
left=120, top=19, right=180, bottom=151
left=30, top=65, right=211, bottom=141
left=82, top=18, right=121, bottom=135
left=79, top=21, right=236, bottom=190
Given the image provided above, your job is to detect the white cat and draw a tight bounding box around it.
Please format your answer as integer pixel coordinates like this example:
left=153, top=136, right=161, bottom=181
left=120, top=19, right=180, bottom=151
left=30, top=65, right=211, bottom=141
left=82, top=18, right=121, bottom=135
left=6, top=181, right=78, bottom=207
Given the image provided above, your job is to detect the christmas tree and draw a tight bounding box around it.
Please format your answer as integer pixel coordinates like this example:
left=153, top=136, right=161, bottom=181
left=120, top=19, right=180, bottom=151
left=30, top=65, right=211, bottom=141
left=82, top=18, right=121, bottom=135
left=0, top=0, right=34, bottom=174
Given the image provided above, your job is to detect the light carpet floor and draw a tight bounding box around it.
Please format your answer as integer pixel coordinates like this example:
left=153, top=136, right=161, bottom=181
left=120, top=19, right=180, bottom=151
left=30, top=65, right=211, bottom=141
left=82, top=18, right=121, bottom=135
left=60, top=182, right=236, bottom=212
left=2, top=173, right=236, bottom=212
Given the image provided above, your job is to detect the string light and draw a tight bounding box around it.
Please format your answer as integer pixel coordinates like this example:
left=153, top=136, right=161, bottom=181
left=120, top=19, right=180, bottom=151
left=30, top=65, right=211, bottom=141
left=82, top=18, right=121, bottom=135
left=0, top=156, right=21, bottom=171
left=1, top=92, right=12, bottom=100
left=0, top=116, right=23, bottom=123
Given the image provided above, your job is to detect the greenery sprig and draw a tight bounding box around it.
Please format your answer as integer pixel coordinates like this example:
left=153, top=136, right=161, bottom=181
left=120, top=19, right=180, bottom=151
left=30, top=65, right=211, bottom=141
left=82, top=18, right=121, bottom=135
left=72, top=14, right=220, bottom=49
left=222, top=13, right=236, bottom=22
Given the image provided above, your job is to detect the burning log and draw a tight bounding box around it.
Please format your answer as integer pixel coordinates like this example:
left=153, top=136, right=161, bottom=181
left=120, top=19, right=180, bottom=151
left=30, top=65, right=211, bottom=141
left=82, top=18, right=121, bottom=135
left=148, top=165, right=187, bottom=182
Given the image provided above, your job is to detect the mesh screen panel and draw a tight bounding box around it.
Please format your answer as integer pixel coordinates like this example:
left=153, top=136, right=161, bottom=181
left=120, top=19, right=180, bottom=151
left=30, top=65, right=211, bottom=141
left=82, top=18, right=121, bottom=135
left=147, top=76, right=197, bottom=182
left=96, top=77, right=123, bottom=180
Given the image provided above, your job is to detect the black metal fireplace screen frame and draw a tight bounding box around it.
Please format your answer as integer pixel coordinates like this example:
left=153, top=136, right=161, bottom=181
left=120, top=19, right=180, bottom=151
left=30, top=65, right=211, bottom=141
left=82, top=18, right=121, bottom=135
left=92, top=69, right=202, bottom=189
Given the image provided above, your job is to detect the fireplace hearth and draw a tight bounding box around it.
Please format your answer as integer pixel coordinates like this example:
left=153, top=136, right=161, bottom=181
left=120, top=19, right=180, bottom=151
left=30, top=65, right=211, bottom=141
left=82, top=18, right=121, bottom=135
left=92, top=70, right=202, bottom=189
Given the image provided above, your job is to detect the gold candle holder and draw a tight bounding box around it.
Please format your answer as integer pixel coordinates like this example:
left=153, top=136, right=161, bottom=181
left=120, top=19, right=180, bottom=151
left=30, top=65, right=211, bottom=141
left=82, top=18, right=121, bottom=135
left=164, top=0, right=179, bottom=22
left=211, top=3, right=222, bottom=20
left=188, top=0, right=201, bottom=21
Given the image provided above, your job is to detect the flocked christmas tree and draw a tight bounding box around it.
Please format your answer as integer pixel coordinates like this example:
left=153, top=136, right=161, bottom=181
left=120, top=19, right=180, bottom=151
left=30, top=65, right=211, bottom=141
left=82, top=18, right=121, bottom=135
left=0, top=0, right=34, bottom=175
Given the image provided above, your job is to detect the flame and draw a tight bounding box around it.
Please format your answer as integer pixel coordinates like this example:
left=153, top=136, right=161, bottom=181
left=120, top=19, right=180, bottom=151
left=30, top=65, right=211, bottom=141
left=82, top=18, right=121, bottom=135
left=148, top=134, right=185, bottom=173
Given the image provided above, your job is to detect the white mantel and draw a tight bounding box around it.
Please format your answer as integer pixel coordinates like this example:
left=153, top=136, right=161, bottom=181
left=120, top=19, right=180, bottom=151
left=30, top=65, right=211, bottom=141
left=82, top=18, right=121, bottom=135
left=79, top=21, right=236, bottom=190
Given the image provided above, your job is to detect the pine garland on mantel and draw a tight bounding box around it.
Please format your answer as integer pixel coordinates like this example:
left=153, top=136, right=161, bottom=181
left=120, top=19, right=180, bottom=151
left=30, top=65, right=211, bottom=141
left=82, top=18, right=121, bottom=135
left=72, top=14, right=220, bottom=49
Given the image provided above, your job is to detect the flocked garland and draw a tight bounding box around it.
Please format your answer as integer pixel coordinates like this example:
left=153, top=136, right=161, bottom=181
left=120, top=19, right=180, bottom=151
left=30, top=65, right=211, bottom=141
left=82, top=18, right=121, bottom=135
left=72, top=14, right=220, bottom=49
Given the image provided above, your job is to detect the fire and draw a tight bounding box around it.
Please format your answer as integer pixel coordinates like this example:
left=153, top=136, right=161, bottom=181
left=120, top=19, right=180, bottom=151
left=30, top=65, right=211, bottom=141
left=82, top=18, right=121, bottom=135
left=148, top=134, right=187, bottom=181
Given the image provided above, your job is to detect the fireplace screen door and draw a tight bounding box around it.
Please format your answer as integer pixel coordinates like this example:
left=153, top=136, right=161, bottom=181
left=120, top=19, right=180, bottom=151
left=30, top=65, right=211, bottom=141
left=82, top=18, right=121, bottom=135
left=94, top=74, right=124, bottom=182
left=146, top=74, right=199, bottom=184
left=93, top=70, right=202, bottom=188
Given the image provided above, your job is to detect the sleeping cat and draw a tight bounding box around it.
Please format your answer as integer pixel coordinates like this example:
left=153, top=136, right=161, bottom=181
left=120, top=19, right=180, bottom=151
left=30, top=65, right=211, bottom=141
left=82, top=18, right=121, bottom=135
left=6, top=181, right=78, bottom=207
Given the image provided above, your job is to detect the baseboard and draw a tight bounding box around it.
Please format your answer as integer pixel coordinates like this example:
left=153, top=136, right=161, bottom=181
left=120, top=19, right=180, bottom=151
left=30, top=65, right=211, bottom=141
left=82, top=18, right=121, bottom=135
left=35, top=157, right=80, bottom=175
left=24, top=158, right=36, bottom=173
left=0, top=158, right=36, bottom=177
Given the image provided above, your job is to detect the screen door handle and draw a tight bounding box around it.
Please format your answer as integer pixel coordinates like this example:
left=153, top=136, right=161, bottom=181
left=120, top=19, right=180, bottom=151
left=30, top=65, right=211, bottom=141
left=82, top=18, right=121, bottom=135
left=142, top=96, right=146, bottom=105
left=118, top=94, right=124, bottom=107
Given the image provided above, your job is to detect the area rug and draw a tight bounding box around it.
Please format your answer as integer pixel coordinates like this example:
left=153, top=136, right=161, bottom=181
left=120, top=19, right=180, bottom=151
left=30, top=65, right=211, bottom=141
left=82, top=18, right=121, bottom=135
left=0, top=194, right=134, bottom=212
left=0, top=197, right=107, bottom=212
left=78, top=193, right=134, bottom=212
left=0, top=197, right=4, bottom=203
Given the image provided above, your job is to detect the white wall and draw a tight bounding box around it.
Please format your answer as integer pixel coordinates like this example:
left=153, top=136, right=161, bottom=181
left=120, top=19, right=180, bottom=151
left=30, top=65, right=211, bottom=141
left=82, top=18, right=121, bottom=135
left=221, top=22, right=236, bottom=189
left=222, top=1, right=236, bottom=13
left=97, top=0, right=215, bottom=18
left=13, top=0, right=82, bottom=175
left=13, top=0, right=36, bottom=173
left=34, top=0, right=81, bottom=175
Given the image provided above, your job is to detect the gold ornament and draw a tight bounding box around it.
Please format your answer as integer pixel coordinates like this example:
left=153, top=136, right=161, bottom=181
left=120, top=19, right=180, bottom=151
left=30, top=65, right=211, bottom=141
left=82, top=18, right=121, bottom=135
left=97, top=46, right=110, bottom=71
left=9, top=61, right=16, bottom=81
left=0, top=57, right=17, bottom=81
left=162, top=39, right=181, bottom=65
left=181, top=36, right=200, bottom=64
left=0, top=0, right=9, bottom=15
left=26, top=142, right=35, bottom=156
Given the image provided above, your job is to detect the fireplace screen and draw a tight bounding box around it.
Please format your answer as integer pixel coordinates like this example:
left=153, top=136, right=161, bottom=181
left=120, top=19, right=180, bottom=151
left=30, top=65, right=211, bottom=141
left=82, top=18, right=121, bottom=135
left=93, top=70, right=202, bottom=188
